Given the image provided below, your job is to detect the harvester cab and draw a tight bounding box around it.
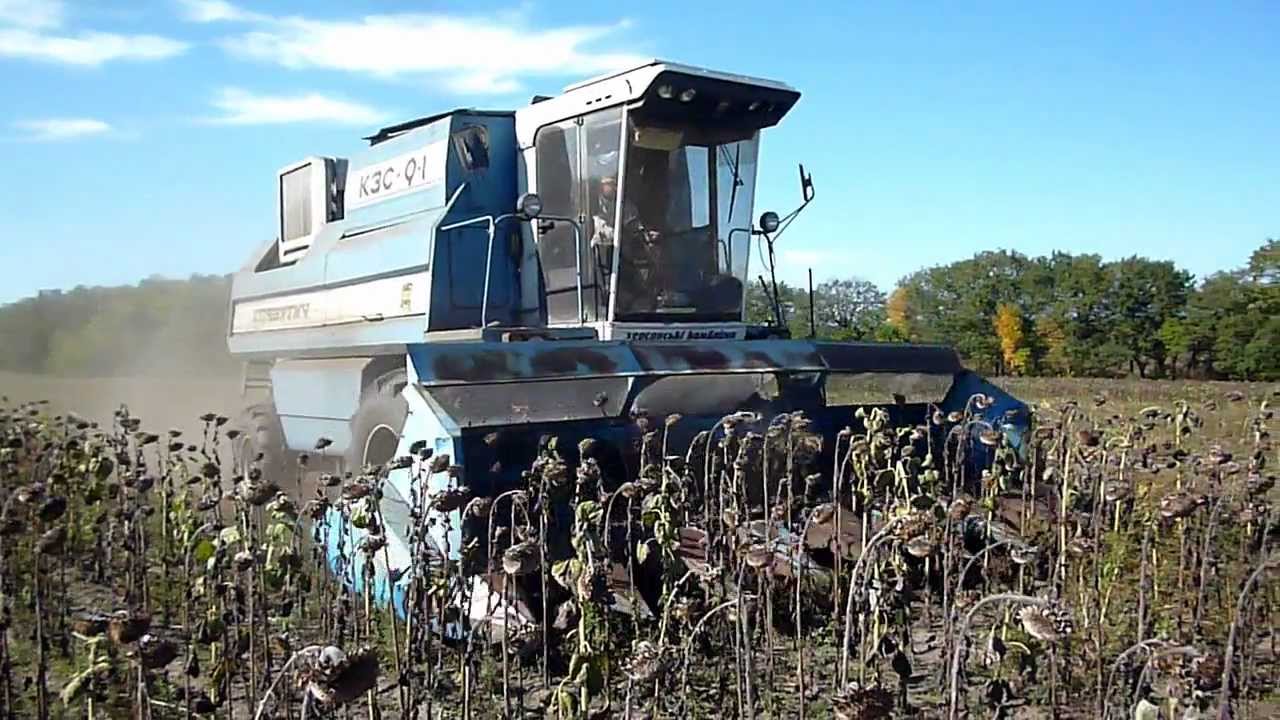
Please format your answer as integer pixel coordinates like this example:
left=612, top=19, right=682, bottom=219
left=515, top=64, right=798, bottom=335
left=226, top=60, right=1030, bottom=632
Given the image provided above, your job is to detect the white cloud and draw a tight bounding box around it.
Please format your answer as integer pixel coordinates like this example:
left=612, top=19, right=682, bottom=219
left=14, top=117, right=111, bottom=141
left=206, top=87, right=389, bottom=126
left=0, top=28, right=186, bottom=65
left=177, top=0, right=265, bottom=24
left=191, top=2, right=645, bottom=95
left=0, top=0, right=64, bottom=30
left=0, top=1, right=187, bottom=66
left=778, top=249, right=828, bottom=270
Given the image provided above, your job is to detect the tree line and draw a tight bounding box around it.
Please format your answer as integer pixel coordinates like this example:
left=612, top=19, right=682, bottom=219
left=0, top=240, right=1274, bottom=380
left=748, top=238, right=1278, bottom=381
left=0, top=274, right=239, bottom=378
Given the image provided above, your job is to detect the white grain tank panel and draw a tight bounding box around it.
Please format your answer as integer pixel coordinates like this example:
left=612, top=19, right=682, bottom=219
left=271, top=357, right=373, bottom=454
left=277, top=417, right=353, bottom=457
left=271, top=358, right=371, bottom=421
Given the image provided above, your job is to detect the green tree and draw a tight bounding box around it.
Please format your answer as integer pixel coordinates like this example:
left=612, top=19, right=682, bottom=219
left=893, top=250, right=1035, bottom=373
left=1101, top=257, right=1192, bottom=378
left=813, top=278, right=886, bottom=340
left=1243, top=316, right=1280, bottom=380
left=0, top=274, right=239, bottom=378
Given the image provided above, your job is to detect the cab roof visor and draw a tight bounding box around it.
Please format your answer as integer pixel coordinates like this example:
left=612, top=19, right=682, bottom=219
left=632, top=70, right=801, bottom=133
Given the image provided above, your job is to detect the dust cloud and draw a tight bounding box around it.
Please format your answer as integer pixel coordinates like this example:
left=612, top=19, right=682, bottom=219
left=0, top=370, right=244, bottom=438
left=0, top=285, right=248, bottom=435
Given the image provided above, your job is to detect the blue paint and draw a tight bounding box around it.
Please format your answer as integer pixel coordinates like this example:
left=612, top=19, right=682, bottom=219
left=429, top=113, right=520, bottom=331
left=321, top=354, right=1030, bottom=620
left=318, top=506, right=411, bottom=615
left=317, top=380, right=464, bottom=620
left=944, top=370, right=1032, bottom=467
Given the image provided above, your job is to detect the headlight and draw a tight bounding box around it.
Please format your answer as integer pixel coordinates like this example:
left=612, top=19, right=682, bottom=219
left=758, top=211, right=780, bottom=234
left=516, top=193, right=543, bottom=219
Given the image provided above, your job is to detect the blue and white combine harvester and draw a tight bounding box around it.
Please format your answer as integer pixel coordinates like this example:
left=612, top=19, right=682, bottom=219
left=226, top=60, right=1028, bottom=635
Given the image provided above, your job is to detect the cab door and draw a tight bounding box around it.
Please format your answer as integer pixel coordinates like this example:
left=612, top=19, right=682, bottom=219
left=532, top=108, right=622, bottom=325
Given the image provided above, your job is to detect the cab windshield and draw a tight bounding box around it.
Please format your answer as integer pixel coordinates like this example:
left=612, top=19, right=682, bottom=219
left=599, top=117, right=759, bottom=322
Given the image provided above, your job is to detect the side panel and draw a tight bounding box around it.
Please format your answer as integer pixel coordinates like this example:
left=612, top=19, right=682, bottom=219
left=428, top=114, right=520, bottom=331
left=231, top=268, right=430, bottom=334
left=402, top=353, right=464, bottom=564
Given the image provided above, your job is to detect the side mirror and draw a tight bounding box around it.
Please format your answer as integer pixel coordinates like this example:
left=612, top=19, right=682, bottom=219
left=516, top=193, right=543, bottom=220
left=798, top=164, right=815, bottom=203
left=757, top=211, right=780, bottom=234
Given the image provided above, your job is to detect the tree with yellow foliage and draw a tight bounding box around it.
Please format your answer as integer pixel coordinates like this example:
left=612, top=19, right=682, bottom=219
left=886, top=287, right=912, bottom=337
left=1034, top=315, right=1070, bottom=376
left=993, top=303, right=1030, bottom=375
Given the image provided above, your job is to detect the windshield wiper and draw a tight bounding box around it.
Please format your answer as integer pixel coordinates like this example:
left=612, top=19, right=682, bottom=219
left=718, top=144, right=743, bottom=227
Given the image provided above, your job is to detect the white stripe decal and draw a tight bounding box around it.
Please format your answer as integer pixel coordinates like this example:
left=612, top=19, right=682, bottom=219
left=231, top=271, right=430, bottom=334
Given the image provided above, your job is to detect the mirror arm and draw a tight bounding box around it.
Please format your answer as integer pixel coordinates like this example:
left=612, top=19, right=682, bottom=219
left=770, top=163, right=817, bottom=243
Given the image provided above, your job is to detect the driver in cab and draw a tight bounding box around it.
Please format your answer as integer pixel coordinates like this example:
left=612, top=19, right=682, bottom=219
left=591, top=161, right=671, bottom=313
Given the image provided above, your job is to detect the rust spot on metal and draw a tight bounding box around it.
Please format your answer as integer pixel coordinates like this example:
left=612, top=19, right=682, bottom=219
left=637, top=345, right=730, bottom=371
left=433, top=351, right=518, bottom=382
left=787, top=349, right=826, bottom=367
left=741, top=350, right=780, bottom=369
left=529, top=347, right=619, bottom=376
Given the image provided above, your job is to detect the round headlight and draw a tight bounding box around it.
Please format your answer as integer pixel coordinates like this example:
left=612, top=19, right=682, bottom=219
left=758, top=211, right=780, bottom=234
left=679, top=88, right=697, bottom=103
left=517, top=193, right=543, bottom=219
left=748, top=100, right=762, bottom=112
left=656, top=84, right=674, bottom=99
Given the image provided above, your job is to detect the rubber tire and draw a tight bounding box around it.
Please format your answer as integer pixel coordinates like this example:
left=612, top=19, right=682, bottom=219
left=236, top=403, right=289, bottom=483
left=344, top=392, right=409, bottom=475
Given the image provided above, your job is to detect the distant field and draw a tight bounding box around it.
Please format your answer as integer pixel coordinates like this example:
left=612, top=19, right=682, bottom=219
left=1, top=370, right=1271, bottom=453
left=2, top=370, right=1272, bottom=428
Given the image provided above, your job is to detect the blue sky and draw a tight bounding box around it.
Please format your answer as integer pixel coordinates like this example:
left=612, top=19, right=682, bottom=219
left=0, top=1, right=1276, bottom=304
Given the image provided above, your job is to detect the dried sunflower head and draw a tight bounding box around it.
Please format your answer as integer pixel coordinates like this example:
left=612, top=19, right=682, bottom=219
left=1017, top=602, right=1073, bottom=642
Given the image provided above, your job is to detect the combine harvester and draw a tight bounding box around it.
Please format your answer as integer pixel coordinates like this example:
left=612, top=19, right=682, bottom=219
left=227, top=60, right=1028, bottom=633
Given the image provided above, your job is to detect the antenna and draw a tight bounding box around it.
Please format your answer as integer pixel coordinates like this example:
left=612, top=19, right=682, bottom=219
left=808, top=268, right=816, bottom=339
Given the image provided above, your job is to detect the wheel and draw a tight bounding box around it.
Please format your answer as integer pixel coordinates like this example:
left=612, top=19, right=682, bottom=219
left=235, top=403, right=289, bottom=484
left=340, top=389, right=414, bottom=595
left=344, top=392, right=408, bottom=475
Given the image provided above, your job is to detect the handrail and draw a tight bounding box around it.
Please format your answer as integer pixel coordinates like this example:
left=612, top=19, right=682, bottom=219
left=438, top=215, right=497, bottom=325
left=526, top=214, right=585, bottom=324
left=437, top=212, right=584, bottom=327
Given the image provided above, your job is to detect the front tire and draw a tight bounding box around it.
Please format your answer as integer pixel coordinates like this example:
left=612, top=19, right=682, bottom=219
left=344, top=392, right=408, bottom=475
left=235, top=403, right=289, bottom=484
